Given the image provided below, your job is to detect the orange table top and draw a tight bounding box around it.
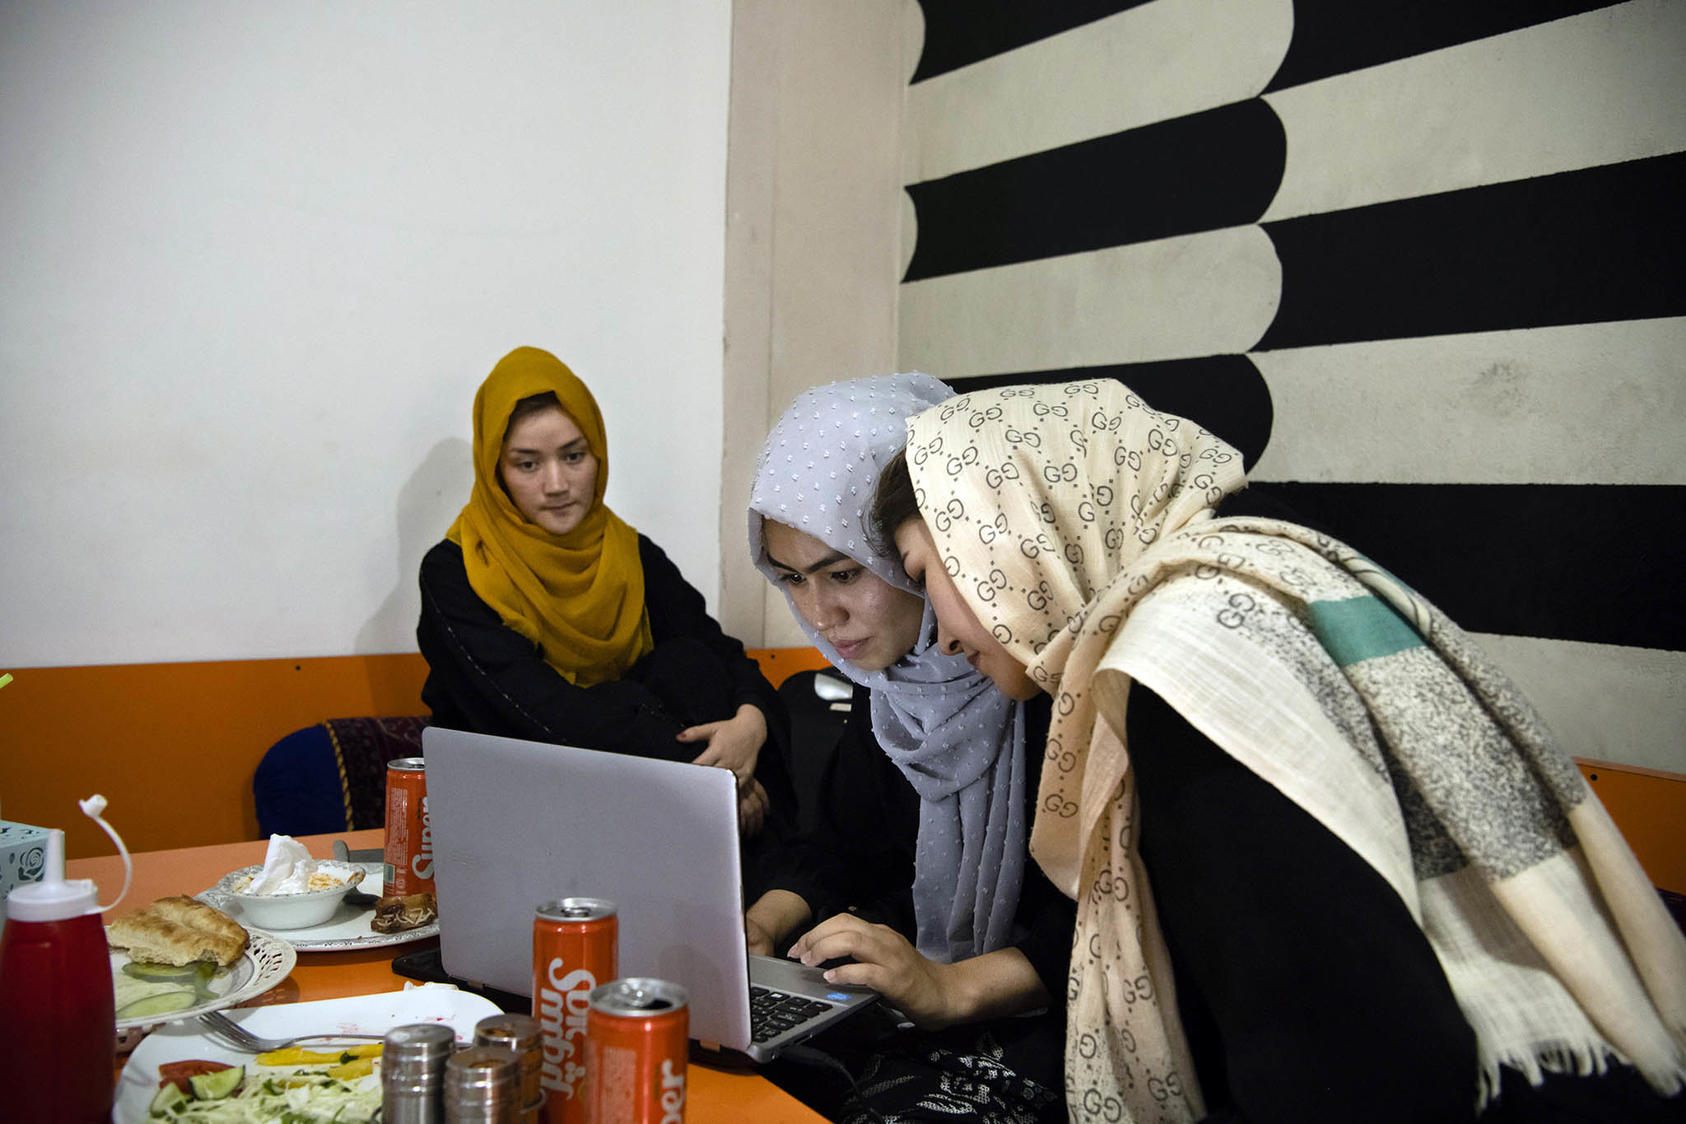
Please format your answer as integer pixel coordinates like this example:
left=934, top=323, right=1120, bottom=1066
left=70, top=828, right=825, bottom=1123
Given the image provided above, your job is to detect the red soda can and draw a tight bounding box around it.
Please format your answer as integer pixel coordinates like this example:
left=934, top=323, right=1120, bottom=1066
left=533, top=898, right=619, bottom=1124
left=584, top=978, right=688, bottom=1124
left=383, top=757, right=435, bottom=898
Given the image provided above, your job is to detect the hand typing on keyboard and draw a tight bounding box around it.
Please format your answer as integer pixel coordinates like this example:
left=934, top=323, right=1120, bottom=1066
left=789, top=912, right=1052, bottom=1031
left=787, top=913, right=960, bottom=1028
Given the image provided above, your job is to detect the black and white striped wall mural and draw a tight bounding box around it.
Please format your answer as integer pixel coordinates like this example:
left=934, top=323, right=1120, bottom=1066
left=896, top=0, right=1684, bottom=770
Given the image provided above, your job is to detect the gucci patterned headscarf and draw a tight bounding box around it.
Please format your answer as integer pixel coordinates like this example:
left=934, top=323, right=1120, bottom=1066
left=904, top=381, right=1686, bottom=1122
left=749, top=373, right=1030, bottom=962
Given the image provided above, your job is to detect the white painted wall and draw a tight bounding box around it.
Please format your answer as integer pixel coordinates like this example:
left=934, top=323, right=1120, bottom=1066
left=720, top=0, right=914, bottom=648
left=0, top=1, right=732, bottom=668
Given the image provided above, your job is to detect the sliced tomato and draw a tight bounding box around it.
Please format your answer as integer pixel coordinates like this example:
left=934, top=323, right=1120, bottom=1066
left=157, top=1058, right=236, bottom=1092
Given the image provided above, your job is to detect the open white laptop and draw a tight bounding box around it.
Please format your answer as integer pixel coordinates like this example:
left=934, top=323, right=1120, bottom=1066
left=421, top=727, right=877, bottom=1062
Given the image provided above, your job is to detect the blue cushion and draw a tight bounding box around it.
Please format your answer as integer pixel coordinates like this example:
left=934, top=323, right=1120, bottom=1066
left=253, top=725, right=349, bottom=837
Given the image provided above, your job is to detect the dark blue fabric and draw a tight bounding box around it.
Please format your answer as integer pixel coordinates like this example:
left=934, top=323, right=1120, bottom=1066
left=252, top=717, right=429, bottom=838
left=253, top=725, right=348, bottom=837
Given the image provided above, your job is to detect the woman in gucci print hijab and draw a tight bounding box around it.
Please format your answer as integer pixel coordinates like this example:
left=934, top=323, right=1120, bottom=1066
left=874, top=380, right=1686, bottom=1123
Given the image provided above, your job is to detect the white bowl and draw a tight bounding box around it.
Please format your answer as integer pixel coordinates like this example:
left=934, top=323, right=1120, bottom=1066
left=221, top=862, right=366, bottom=930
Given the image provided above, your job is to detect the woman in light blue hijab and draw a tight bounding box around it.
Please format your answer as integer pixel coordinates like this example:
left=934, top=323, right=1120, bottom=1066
left=745, top=373, right=1071, bottom=1124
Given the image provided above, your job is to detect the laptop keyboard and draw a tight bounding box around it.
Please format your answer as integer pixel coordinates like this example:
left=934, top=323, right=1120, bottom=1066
left=749, top=985, right=837, bottom=1044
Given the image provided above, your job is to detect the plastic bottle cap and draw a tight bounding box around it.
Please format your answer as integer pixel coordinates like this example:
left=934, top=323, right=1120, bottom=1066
left=6, top=828, right=101, bottom=922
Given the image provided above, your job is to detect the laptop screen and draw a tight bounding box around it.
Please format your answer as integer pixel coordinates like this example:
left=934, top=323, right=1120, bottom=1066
left=421, top=727, right=753, bottom=1051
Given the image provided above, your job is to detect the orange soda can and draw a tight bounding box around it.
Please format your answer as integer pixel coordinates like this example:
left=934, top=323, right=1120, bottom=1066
left=383, top=757, right=435, bottom=898
left=584, top=978, right=688, bottom=1124
left=534, top=898, right=619, bottom=1124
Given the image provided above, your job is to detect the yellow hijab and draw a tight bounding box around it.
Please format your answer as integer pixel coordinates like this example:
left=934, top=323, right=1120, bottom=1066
left=446, top=347, right=652, bottom=686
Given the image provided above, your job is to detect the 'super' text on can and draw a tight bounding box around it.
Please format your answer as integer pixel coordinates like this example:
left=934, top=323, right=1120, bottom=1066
left=383, top=758, right=434, bottom=898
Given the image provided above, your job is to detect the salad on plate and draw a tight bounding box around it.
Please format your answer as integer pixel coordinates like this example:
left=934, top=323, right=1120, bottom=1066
left=113, top=984, right=502, bottom=1124
left=144, top=1044, right=383, bottom=1121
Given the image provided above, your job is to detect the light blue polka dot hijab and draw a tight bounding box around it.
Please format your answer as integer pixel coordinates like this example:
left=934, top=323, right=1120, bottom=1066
left=748, top=373, right=1029, bottom=962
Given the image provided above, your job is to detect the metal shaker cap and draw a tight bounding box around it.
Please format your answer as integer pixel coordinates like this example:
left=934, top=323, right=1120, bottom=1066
left=385, top=1023, right=455, bottom=1064
left=444, top=1044, right=520, bottom=1119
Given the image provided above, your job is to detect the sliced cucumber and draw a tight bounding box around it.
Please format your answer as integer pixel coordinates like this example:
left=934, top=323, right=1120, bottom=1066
left=189, top=961, right=219, bottom=1002
left=147, top=1081, right=187, bottom=1116
left=122, top=961, right=202, bottom=982
left=116, top=989, right=197, bottom=1019
left=188, top=1064, right=244, bottom=1100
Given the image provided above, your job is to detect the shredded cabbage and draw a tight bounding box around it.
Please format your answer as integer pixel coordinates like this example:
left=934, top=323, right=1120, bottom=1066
left=149, top=1064, right=382, bottom=1123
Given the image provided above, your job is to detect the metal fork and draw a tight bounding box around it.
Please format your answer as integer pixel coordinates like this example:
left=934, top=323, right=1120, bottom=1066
left=198, top=1008, right=386, bottom=1053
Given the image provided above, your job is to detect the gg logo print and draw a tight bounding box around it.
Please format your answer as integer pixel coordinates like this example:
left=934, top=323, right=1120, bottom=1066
left=1216, top=589, right=1257, bottom=629
left=936, top=395, right=970, bottom=422
left=945, top=444, right=979, bottom=476
left=1026, top=579, right=1054, bottom=612
left=972, top=567, right=1008, bottom=603
left=983, top=458, right=1021, bottom=489
left=1040, top=787, right=1078, bottom=819
left=1019, top=531, right=1056, bottom=558
left=1090, top=862, right=1132, bottom=904
left=1042, top=460, right=1079, bottom=485
left=932, top=497, right=964, bottom=533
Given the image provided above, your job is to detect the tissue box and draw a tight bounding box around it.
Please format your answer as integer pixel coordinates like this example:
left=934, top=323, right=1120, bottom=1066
left=0, top=821, right=50, bottom=933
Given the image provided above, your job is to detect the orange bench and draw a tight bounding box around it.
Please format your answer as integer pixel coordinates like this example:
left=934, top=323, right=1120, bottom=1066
left=3, top=649, right=1681, bottom=897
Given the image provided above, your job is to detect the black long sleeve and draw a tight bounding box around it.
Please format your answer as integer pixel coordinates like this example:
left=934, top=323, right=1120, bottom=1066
left=766, top=686, right=1074, bottom=997
left=1127, top=683, right=1478, bottom=1124
left=633, top=536, right=784, bottom=727
left=416, top=535, right=781, bottom=763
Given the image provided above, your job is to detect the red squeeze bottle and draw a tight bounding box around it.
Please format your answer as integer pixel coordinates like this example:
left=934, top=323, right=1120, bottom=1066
left=0, top=820, right=119, bottom=1122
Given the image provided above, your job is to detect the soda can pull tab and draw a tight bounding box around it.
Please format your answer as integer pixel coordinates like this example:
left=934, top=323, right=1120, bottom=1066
left=78, top=794, right=133, bottom=913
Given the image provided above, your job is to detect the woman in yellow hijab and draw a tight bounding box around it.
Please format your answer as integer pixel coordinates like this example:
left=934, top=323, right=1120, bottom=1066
left=418, top=347, right=789, bottom=838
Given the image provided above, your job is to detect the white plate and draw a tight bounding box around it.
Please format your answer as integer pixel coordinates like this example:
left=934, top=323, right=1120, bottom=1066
left=199, top=861, right=441, bottom=951
left=112, top=984, right=503, bottom=1124
left=113, top=932, right=296, bottom=1032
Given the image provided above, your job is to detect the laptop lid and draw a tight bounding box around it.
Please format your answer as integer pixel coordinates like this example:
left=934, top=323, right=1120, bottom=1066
left=421, top=726, right=873, bottom=1058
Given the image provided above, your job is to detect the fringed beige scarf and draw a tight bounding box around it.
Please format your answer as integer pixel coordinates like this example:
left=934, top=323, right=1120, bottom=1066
left=904, top=381, right=1686, bottom=1122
